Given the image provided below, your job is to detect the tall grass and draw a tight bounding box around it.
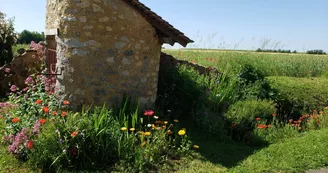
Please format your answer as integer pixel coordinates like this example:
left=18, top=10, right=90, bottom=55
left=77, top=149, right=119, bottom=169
left=163, top=49, right=328, bottom=77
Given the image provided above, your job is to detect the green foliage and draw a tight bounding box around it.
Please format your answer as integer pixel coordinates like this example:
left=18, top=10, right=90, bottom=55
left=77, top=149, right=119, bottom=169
left=307, top=49, right=326, bottom=55
left=237, top=64, right=278, bottom=100
left=17, top=30, right=44, bottom=44
left=12, top=44, right=29, bottom=56
left=225, top=99, right=276, bottom=142
left=0, top=12, right=16, bottom=66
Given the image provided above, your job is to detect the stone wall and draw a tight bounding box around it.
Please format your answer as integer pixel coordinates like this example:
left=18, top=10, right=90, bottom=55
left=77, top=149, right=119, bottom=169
left=0, top=50, right=43, bottom=97
left=46, top=0, right=162, bottom=109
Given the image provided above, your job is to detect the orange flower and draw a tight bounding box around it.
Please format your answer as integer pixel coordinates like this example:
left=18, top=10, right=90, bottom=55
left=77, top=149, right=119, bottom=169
left=256, top=117, right=261, bottom=121
left=27, top=141, right=33, bottom=149
left=35, top=99, right=42, bottom=105
left=63, top=100, right=70, bottom=105
left=297, top=120, right=302, bottom=123
left=12, top=117, right=20, bottom=123
left=257, top=124, right=267, bottom=129
left=40, top=119, right=46, bottom=124
left=61, top=112, right=67, bottom=117
left=52, top=111, right=57, bottom=116
left=292, top=124, right=295, bottom=127
left=42, top=107, right=49, bottom=113
left=71, top=131, right=78, bottom=137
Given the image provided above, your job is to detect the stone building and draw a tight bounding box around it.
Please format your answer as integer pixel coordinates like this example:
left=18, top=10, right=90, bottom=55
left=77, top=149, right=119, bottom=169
left=45, top=0, right=193, bottom=109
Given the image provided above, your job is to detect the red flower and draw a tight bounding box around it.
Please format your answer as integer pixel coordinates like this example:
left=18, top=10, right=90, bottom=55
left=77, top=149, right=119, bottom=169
left=52, top=111, right=57, bottom=116
left=63, top=100, right=70, bottom=105
left=232, top=123, right=237, bottom=127
left=71, top=148, right=77, bottom=157
left=71, top=131, right=78, bottom=137
left=144, top=110, right=154, bottom=116
left=40, top=119, right=46, bottom=124
left=61, top=112, right=67, bottom=117
left=35, top=99, right=42, bottom=104
left=42, top=106, right=49, bottom=113
left=12, top=117, right=20, bottom=123
left=27, top=141, right=33, bottom=149
left=256, top=117, right=260, bottom=121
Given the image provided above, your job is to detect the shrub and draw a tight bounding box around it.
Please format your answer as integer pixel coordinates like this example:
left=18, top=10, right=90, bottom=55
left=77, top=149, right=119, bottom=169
left=224, top=99, right=276, bottom=142
left=306, top=49, right=326, bottom=55
left=17, top=30, right=44, bottom=44
left=0, top=12, right=17, bottom=67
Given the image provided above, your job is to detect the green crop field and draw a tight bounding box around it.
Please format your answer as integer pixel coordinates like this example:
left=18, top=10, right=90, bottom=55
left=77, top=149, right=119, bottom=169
left=163, top=49, right=328, bottom=77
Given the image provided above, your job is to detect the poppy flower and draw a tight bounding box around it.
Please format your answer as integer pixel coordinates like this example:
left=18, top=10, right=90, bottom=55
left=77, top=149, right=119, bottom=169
left=35, top=99, right=42, bottom=104
left=12, top=117, right=20, bottom=123
left=27, top=141, right=33, bottom=149
left=61, top=112, right=67, bottom=117
left=71, top=148, right=77, bottom=157
left=257, top=124, right=267, bottom=129
left=178, top=129, right=186, bottom=136
left=63, top=100, right=70, bottom=105
left=42, top=107, right=49, bottom=113
left=71, top=131, right=78, bottom=137
left=52, top=111, right=57, bottom=116
left=144, top=110, right=154, bottom=116
left=256, top=117, right=261, bottom=121
left=40, top=119, right=46, bottom=124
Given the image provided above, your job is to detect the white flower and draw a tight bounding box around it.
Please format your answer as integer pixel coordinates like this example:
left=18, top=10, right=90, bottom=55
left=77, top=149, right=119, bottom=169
left=154, top=116, right=159, bottom=119
left=147, top=124, right=152, bottom=127
left=167, top=110, right=171, bottom=113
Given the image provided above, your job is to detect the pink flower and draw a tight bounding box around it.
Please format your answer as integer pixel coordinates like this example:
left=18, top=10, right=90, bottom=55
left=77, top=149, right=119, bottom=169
left=24, top=76, right=34, bottom=85
left=10, top=85, right=17, bottom=92
left=144, top=110, right=154, bottom=116
left=4, top=68, right=10, bottom=73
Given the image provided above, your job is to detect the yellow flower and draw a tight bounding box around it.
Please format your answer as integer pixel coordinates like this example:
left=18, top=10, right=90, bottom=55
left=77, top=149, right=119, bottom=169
left=141, top=141, right=147, bottom=147
left=164, top=121, right=168, bottom=124
left=174, top=119, right=179, bottom=123
left=178, top=129, right=186, bottom=136
left=121, top=127, right=127, bottom=131
left=129, top=128, right=135, bottom=132
left=144, top=132, right=151, bottom=136
left=193, top=145, right=200, bottom=149
left=138, top=131, right=145, bottom=135
left=151, top=124, right=156, bottom=128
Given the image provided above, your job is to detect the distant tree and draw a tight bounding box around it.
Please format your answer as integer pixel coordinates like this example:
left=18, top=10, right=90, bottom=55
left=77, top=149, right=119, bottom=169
left=17, top=30, right=44, bottom=44
left=293, top=50, right=297, bottom=54
left=0, top=11, right=16, bottom=67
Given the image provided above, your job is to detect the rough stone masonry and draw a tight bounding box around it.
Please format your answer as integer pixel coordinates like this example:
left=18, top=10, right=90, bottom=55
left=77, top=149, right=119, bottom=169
left=45, top=0, right=193, bottom=109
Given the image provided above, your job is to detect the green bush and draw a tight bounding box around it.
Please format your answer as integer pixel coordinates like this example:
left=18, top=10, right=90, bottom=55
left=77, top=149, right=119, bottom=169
left=0, top=12, right=16, bottom=66
left=225, top=99, right=276, bottom=142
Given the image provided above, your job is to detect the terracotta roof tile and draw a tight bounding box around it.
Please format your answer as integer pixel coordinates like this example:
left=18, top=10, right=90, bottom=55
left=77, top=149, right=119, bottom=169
left=122, top=0, right=194, bottom=47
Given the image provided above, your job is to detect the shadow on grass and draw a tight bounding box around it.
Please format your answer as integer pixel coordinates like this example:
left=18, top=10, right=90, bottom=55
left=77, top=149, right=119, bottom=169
left=156, top=55, right=268, bottom=168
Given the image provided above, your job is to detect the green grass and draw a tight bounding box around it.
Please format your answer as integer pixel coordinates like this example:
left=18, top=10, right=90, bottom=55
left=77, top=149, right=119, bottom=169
left=12, top=44, right=29, bottom=56
left=268, top=76, right=328, bottom=115
left=230, top=128, right=328, bottom=173
left=163, top=49, right=328, bottom=77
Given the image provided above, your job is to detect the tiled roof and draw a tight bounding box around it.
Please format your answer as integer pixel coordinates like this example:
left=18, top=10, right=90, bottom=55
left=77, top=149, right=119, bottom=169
left=122, top=0, right=194, bottom=47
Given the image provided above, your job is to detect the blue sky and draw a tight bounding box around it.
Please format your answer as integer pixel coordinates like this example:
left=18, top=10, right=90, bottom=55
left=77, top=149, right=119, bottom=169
left=0, top=0, right=327, bottom=51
